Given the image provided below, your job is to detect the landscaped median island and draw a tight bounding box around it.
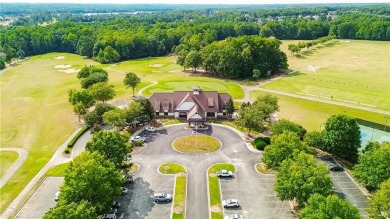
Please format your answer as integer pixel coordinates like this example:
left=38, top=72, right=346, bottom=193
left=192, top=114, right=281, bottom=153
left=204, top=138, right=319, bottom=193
left=172, top=136, right=221, bottom=153
left=255, top=163, right=275, bottom=174
left=207, top=163, right=236, bottom=219
left=159, top=163, right=187, bottom=219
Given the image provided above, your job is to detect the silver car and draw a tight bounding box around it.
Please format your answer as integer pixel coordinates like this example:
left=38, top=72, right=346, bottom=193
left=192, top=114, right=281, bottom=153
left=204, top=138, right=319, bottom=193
left=153, top=193, right=172, bottom=202
left=224, top=214, right=243, bottom=219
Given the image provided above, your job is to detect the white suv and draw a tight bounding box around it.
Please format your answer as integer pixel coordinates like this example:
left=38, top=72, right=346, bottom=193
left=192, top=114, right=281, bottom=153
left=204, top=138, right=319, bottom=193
left=222, top=199, right=239, bottom=208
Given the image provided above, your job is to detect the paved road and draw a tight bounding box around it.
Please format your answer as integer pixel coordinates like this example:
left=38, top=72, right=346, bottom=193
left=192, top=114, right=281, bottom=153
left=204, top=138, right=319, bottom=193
left=130, top=124, right=293, bottom=219
left=0, top=148, right=28, bottom=188
left=1, top=127, right=89, bottom=219
left=15, top=177, right=64, bottom=219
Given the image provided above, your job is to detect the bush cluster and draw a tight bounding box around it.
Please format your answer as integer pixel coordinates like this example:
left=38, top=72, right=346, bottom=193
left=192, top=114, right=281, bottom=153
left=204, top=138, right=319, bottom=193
left=252, top=136, right=271, bottom=150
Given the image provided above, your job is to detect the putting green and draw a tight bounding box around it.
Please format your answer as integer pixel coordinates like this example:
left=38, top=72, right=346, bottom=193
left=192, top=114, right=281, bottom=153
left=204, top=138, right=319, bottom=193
left=173, top=136, right=221, bottom=153
left=143, top=79, right=244, bottom=99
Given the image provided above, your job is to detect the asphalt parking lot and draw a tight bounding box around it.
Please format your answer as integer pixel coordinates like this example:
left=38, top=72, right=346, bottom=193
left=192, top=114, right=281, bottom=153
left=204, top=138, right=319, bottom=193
left=15, top=177, right=64, bottom=219
left=115, top=166, right=175, bottom=219
left=317, top=157, right=369, bottom=218
left=220, top=164, right=294, bottom=219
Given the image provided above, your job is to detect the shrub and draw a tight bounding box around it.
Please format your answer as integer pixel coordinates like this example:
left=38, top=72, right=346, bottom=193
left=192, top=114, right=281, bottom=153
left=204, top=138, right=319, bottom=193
left=252, top=137, right=271, bottom=150
left=67, top=126, right=89, bottom=148
left=64, top=149, right=71, bottom=154
left=132, top=141, right=143, bottom=147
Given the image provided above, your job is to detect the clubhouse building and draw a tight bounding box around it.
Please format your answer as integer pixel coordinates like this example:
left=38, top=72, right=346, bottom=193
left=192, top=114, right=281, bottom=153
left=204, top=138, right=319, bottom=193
left=149, top=86, right=232, bottom=126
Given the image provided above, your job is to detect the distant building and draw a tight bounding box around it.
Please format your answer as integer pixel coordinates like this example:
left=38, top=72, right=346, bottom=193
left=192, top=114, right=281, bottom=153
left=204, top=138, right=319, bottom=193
left=149, top=86, right=232, bottom=126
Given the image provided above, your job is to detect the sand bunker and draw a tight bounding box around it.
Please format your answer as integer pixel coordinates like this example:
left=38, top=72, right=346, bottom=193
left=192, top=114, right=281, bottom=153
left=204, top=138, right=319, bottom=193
left=54, top=64, right=71, bottom=69
left=148, top=63, right=163, bottom=67
left=59, top=68, right=80, bottom=74
left=54, top=56, right=65, bottom=60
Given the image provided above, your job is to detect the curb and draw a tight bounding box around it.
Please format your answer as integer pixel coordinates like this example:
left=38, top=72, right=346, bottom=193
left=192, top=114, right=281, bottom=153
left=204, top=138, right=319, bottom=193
left=157, top=163, right=187, bottom=219
left=170, top=135, right=223, bottom=154
left=206, top=163, right=237, bottom=219
left=254, top=163, right=275, bottom=175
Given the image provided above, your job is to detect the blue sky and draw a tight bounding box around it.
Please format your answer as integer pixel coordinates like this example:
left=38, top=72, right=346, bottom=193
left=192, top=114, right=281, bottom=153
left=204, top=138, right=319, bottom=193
left=2, top=0, right=389, bottom=4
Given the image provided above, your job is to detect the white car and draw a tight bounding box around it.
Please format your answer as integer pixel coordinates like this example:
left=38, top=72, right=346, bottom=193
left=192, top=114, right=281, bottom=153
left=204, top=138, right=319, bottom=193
left=216, top=170, right=233, bottom=177
left=153, top=193, right=172, bottom=202
left=130, top=136, right=146, bottom=142
left=54, top=191, right=60, bottom=201
left=145, top=126, right=156, bottom=132
left=224, top=214, right=243, bottom=219
left=222, top=199, right=239, bottom=208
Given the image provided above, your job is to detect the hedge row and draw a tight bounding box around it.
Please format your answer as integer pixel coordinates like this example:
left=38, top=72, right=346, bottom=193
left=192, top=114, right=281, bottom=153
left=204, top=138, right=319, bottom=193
left=67, top=126, right=89, bottom=148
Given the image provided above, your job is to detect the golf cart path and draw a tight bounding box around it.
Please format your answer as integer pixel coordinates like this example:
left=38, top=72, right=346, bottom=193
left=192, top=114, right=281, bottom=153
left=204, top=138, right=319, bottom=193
left=1, top=127, right=91, bottom=219
left=137, top=81, right=157, bottom=98
left=0, top=148, right=28, bottom=188
left=236, top=81, right=390, bottom=115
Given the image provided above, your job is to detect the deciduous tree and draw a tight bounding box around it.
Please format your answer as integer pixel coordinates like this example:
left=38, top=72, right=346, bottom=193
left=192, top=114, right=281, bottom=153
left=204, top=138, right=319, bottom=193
left=271, top=119, right=307, bottom=139
left=368, top=179, right=390, bottom=219
left=44, top=200, right=97, bottom=219
left=262, top=131, right=312, bottom=170
left=103, top=108, right=126, bottom=131
left=353, top=142, right=390, bottom=190
left=123, top=72, right=141, bottom=97
left=184, top=50, right=202, bottom=72
left=73, top=102, right=86, bottom=122
left=88, top=82, right=116, bottom=103
left=252, top=94, right=279, bottom=121
left=86, top=131, right=131, bottom=167
left=274, top=152, right=333, bottom=207
left=301, top=194, right=362, bottom=219
left=60, top=151, right=123, bottom=214
left=68, top=89, right=95, bottom=108
left=323, top=114, right=361, bottom=162
left=225, top=98, right=234, bottom=118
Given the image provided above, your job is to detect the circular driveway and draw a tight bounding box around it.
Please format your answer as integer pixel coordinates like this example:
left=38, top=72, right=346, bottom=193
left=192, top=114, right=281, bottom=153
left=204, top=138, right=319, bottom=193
left=130, top=124, right=293, bottom=219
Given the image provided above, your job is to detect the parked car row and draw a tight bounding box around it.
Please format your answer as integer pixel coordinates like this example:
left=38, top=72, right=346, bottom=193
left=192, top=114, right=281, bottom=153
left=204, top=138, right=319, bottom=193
left=130, top=126, right=156, bottom=143
left=217, top=170, right=243, bottom=219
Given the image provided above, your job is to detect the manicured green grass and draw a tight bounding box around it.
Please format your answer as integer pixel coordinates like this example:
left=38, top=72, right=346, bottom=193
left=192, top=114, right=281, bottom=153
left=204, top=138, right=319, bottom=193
left=0, top=53, right=99, bottom=213
left=250, top=90, right=388, bottom=131
left=159, top=163, right=186, bottom=219
left=45, top=163, right=69, bottom=176
left=268, top=40, right=390, bottom=111
left=208, top=163, right=236, bottom=219
left=0, top=151, right=19, bottom=178
left=173, top=136, right=221, bottom=153
left=143, top=78, right=244, bottom=99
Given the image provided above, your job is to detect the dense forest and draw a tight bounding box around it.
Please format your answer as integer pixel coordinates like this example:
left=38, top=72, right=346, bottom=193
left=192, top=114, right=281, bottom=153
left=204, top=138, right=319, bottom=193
left=0, top=4, right=389, bottom=76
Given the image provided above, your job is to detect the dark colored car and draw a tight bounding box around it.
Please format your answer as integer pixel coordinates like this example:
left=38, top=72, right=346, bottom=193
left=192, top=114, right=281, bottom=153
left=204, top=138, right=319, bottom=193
left=329, top=165, right=344, bottom=172
left=123, top=174, right=134, bottom=184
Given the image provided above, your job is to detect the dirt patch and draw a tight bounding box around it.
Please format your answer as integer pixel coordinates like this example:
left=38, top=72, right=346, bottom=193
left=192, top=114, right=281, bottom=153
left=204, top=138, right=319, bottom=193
left=130, top=145, right=145, bottom=154
left=173, top=205, right=184, bottom=214
left=148, top=63, right=163, bottom=67
left=177, top=172, right=186, bottom=177
left=210, top=205, right=221, bottom=212
left=54, top=56, right=65, bottom=60
left=59, top=68, right=80, bottom=74
left=54, top=64, right=71, bottom=69
left=208, top=173, right=217, bottom=177
left=164, top=166, right=170, bottom=170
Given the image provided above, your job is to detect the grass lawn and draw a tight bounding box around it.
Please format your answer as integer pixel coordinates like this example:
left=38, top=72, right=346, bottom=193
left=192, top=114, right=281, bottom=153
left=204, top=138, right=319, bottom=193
left=45, top=163, right=69, bottom=176
left=250, top=90, right=388, bottom=131
left=0, top=151, right=19, bottom=177
left=142, top=78, right=244, bottom=99
left=208, top=163, right=236, bottom=219
left=173, top=136, right=221, bottom=153
left=159, top=163, right=186, bottom=219
left=267, top=40, right=390, bottom=111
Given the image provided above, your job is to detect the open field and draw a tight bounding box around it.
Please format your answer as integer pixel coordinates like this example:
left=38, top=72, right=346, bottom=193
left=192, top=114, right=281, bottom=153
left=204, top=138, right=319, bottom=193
left=251, top=90, right=388, bottom=131
left=0, top=52, right=135, bottom=213
left=0, top=151, right=19, bottom=177
left=173, top=136, right=221, bottom=153
left=112, top=56, right=244, bottom=99
left=267, top=40, right=390, bottom=111
left=208, top=163, right=236, bottom=219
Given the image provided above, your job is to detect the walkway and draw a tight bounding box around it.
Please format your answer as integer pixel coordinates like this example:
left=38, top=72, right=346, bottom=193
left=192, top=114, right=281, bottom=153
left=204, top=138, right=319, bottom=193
left=0, top=148, right=28, bottom=188
left=0, top=127, right=91, bottom=219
